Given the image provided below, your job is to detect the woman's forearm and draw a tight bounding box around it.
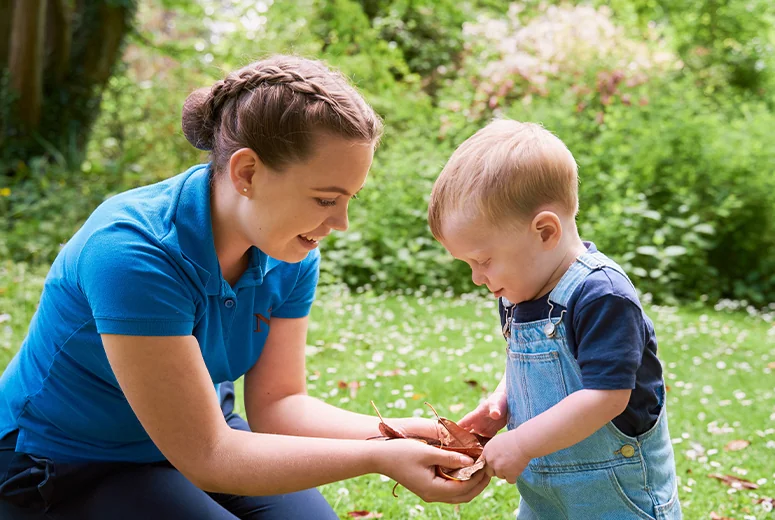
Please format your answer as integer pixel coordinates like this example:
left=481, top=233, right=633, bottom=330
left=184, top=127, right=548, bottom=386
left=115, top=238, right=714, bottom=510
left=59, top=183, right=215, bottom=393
left=248, top=393, right=391, bottom=439
left=198, top=429, right=382, bottom=495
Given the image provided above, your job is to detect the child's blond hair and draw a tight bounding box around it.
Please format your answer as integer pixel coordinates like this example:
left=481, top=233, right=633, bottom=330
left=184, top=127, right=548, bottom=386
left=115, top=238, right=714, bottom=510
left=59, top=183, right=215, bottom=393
left=428, top=119, right=578, bottom=239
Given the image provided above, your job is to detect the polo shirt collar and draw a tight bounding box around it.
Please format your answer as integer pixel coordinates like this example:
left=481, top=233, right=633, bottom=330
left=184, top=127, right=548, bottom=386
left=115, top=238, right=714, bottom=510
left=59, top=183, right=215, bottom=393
left=175, top=164, right=270, bottom=296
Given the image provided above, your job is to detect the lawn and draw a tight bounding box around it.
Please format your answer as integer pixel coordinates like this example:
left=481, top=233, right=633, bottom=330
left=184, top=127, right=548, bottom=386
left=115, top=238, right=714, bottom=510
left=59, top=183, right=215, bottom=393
left=2, top=261, right=775, bottom=519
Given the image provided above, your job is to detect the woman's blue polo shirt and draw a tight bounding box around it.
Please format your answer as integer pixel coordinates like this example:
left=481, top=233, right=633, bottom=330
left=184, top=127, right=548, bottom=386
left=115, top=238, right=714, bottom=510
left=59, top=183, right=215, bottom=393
left=0, top=164, right=320, bottom=463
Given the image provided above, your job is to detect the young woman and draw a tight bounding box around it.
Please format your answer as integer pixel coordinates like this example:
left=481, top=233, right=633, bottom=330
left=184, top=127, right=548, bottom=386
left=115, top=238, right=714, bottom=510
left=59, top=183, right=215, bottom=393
left=0, top=55, right=489, bottom=519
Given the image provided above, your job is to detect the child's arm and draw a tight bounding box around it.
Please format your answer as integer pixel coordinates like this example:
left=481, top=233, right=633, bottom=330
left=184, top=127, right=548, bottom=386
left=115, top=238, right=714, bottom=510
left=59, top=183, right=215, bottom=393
left=483, top=388, right=631, bottom=483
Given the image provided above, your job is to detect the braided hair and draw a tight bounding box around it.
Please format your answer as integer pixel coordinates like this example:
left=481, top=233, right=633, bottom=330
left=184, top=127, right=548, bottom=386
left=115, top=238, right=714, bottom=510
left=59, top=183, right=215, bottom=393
left=182, top=55, right=382, bottom=173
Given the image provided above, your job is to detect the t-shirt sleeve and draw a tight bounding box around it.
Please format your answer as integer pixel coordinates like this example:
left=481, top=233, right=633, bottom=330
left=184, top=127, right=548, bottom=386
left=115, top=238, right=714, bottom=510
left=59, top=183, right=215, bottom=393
left=573, top=294, right=646, bottom=390
left=77, top=225, right=197, bottom=336
left=272, top=249, right=320, bottom=319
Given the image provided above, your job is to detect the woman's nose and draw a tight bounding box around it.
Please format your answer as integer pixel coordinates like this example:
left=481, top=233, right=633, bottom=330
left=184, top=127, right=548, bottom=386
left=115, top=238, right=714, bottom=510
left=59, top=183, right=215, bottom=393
left=327, top=207, right=349, bottom=232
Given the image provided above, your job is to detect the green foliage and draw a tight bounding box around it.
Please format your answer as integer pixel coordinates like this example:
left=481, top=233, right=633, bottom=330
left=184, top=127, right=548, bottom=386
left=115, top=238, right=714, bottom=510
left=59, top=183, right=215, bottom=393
left=3, top=0, right=775, bottom=304
left=0, top=158, right=126, bottom=263
left=426, top=3, right=775, bottom=304
left=319, top=123, right=471, bottom=292
left=602, top=0, right=775, bottom=95
left=357, top=0, right=471, bottom=81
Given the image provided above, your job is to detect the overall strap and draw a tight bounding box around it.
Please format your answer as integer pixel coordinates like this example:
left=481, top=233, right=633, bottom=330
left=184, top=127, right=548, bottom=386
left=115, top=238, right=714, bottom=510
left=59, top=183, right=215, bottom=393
left=547, top=250, right=626, bottom=307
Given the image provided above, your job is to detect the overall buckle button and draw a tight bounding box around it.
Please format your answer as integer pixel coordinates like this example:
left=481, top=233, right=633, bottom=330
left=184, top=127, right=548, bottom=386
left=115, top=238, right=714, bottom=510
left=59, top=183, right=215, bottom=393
left=620, top=444, right=636, bottom=458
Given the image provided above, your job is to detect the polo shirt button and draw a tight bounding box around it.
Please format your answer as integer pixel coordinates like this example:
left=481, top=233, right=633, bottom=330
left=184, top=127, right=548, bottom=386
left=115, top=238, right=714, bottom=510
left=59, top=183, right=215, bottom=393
left=224, top=298, right=235, bottom=308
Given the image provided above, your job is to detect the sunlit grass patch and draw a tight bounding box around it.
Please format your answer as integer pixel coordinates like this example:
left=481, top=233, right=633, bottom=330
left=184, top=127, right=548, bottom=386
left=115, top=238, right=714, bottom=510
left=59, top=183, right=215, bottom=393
left=304, top=288, right=775, bottom=519
left=1, top=266, right=774, bottom=518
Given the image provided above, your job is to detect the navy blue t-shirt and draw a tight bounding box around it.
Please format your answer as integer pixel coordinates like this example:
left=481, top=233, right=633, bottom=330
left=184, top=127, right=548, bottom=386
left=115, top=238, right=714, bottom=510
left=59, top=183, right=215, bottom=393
left=499, top=244, right=663, bottom=437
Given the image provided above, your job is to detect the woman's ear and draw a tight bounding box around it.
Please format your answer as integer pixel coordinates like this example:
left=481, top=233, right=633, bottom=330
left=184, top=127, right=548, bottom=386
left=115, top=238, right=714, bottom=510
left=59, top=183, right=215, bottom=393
left=228, top=148, right=263, bottom=196
left=532, top=211, right=562, bottom=249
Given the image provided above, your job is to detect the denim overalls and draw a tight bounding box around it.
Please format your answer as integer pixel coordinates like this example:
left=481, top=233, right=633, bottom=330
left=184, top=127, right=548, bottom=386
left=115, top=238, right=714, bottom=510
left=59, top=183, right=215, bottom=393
left=504, top=251, right=681, bottom=519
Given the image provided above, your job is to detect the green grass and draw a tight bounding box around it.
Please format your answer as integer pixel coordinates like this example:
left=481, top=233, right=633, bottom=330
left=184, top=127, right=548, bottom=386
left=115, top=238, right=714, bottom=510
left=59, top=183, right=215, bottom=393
left=2, top=261, right=775, bottom=518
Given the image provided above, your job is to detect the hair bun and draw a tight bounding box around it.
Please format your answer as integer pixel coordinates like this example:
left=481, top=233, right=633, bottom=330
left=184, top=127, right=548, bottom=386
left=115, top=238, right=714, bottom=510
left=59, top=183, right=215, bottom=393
left=182, top=87, right=215, bottom=151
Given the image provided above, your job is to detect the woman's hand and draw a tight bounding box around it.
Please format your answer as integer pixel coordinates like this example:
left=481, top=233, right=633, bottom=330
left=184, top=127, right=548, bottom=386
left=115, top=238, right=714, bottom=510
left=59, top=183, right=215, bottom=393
left=373, top=439, right=491, bottom=504
left=389, top=417, right=443, bottom=441
left=456, top=390, right=508, bottom=438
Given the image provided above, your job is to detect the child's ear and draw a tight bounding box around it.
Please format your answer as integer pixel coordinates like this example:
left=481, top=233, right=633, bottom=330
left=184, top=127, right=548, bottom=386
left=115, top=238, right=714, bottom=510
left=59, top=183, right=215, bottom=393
left=532, top=211, right=562, bottom=249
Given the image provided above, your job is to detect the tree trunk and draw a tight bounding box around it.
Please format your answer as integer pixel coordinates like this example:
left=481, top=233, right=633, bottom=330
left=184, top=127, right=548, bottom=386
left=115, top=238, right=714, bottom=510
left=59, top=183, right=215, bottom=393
left=1, top=0, right=136, bottom=175
left=9, top=0, right=47, bottom=129
left=0, top=0, right=14, bottom=70
left=45, top=0, right=72, bottom=85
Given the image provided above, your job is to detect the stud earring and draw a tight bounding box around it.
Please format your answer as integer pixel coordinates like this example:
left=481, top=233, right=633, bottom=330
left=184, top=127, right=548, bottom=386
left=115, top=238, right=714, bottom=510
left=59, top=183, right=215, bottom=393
left=242, top=188, right=248, bottom=193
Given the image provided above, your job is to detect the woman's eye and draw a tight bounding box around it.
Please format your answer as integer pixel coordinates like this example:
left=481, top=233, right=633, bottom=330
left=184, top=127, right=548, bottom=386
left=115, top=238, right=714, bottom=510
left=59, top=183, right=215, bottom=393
left=316, top=198, right=337, bottom=207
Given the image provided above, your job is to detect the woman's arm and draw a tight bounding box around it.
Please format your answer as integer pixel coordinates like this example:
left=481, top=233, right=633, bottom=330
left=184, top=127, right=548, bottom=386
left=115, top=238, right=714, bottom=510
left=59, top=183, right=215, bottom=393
left=102, top=333, right=484, bottom=500
left=244, top=316, right=434, bottom=439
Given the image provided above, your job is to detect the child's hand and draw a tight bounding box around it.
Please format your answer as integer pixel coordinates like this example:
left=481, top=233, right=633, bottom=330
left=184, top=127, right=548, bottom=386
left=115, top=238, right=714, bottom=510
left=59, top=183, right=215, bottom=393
left=457, top=390, right=507, bottom=438
left=482, top=430, right=531, bottom=484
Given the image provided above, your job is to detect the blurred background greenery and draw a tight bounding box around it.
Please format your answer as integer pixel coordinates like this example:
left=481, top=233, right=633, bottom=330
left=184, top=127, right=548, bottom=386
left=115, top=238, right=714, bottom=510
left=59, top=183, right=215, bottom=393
left=3, top=3, right=775, bottom=518
left=2, top=0, right=775, bottom=304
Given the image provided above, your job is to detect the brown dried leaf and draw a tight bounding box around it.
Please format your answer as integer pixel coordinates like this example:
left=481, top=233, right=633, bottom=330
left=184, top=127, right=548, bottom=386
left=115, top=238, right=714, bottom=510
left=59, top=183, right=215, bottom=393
left=377, top=422, right=406, bottom=439
left=437, top=445, right=484, bottom=458
left=464, top=379, right=488, bottom=393
left=347, top=511, right=383, bottom=518
left=371, top=401, right=407, bottom=440
left=425, top=402, right=485, bottom=450
left=756, top=496, right=775, bottom=506
left=439, top=418, right=483, bottom=446
left=473, top=432, right=491, bottom=446
left=370, top=401, right=492, bottom=486
left=724, top=439, right=750, bottom=451
left=708, top=473, right=758, bottom=490
left=437, top=457, right=486, bottom=481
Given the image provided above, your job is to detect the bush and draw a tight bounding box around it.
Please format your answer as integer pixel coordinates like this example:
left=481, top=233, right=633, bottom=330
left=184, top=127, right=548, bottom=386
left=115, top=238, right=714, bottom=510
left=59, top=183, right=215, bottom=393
left=319, top=121, right=473, bottom=292
left=602, top=0, right=775, bottom=96
left=358, top=0, right=470, bottom=82
left=0, top=158, right=129, bottom=264
left=4, top=0, right=775, bottom=306
left=427, top=3, right=775, bottom=303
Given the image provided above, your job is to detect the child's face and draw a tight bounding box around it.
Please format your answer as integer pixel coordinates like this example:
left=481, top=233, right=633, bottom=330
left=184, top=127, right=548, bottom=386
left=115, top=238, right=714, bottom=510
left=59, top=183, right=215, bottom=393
left=439, top=211, right=560, bottom=304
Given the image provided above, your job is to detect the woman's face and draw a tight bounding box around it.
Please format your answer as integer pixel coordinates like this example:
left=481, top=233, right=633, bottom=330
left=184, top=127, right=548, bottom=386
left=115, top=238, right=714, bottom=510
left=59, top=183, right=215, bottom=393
left=238, top=135, right=374, bottom=263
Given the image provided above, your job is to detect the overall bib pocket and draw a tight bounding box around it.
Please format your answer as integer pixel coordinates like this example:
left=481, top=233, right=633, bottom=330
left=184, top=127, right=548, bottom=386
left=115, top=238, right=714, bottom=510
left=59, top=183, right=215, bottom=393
left=506, top=349, right=568, bottom=428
